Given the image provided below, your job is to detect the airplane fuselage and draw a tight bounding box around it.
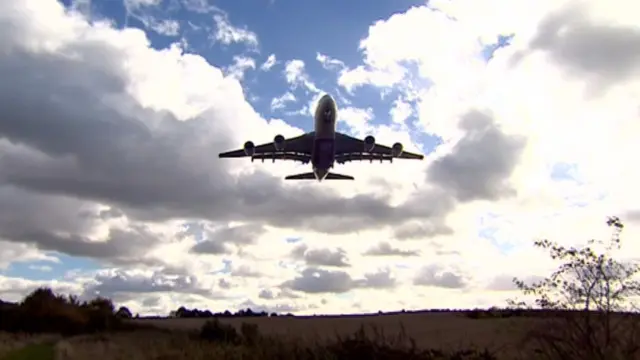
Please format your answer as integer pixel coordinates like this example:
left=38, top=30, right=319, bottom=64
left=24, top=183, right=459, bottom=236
left=311, top=94, right=338, bottom=181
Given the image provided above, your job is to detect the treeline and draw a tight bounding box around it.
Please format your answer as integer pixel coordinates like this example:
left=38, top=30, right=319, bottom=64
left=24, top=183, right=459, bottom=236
left=169, top=306, right=294, bottom=318
left=0, top=287, right=140, bottom=335
left=0, top=288, right=499, bottom=360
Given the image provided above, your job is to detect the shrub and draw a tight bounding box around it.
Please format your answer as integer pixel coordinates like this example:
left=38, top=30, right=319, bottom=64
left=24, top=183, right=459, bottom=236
left=199, top=318, right=240, bottom=344
left=327, top=325, right=497, bottom=360
left=240, top=322, right=261, bottom=345
left=0, top=287, right=130, bottom=336
left=509, top=216, right=640, bottom=360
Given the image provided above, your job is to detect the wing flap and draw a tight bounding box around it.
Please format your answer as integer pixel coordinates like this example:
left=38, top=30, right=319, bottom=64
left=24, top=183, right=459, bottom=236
left=334, top=132, right=424, bottom=162
left=219, top=133, right=314, bottom=159
left=250, top=153, right=310, bottom=164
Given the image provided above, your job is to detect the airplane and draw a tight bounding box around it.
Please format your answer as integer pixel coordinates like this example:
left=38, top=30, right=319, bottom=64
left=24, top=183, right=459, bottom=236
left=218, top=94, right=424, bottom=181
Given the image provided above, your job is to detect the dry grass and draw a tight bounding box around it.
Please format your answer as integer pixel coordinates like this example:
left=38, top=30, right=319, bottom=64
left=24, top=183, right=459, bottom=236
left=131, top=312, right=545, bottom=358
left=4, top=311, right=640, bottom=359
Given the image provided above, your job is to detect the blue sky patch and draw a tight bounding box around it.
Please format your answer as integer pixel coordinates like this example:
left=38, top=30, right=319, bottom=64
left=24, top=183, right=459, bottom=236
left=550, top=162, right=579, bottom=181
left=2, top=253, right=102, bottom=281
left=482, top=34, right=514, bottom=61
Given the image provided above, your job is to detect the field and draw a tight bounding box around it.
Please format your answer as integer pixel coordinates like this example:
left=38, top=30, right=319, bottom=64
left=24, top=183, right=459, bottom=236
left=2, top=310, right=640, bottom=359
left=133, top=312, right=539, bottom=354
left=0, top=311, right=550, bottom=360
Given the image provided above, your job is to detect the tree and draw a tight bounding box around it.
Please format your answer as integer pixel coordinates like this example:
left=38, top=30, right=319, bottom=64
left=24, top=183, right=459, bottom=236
left=509, top=216, right=640, bottom=360
left=116, top=306, right=132, bottom=319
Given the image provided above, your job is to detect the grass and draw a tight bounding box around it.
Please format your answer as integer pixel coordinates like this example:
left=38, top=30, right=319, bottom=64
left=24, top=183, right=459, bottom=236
left=132, top=312, right=539, bottom=355
left=1, top=343, right=55, bottom=360
left=2, top=311, right=639, bottom=359
left=0, top=334, right=59, bottom=359
left=2, top=286, right=639, bottom=359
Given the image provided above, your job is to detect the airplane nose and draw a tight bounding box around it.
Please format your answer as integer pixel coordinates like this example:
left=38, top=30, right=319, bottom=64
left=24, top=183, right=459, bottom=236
left=319, top=94, right=333, bottom=107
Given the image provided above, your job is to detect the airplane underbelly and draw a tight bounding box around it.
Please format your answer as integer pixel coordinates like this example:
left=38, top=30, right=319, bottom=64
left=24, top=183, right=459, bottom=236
left=312, top=138, right=335, bottom=169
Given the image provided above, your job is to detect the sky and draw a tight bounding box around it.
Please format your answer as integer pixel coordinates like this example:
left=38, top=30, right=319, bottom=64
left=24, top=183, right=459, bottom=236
left=0, top=0, right=639, bottom=316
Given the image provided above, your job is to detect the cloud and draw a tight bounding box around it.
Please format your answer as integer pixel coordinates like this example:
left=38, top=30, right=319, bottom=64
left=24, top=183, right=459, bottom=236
left=427, top=110, right=526, bottom=202
left=523, top=3, right=640, bottom=90
left=260, top=54, right=277, bottom=71
left=282, top=267, right=396, bottom=294
left=316, top=52, right=346, bottom=71
left=149, top=19, right=180, bottom=36
left=414, top=265, right=467, bottom=289
left=225, top=56, right=256, bottom=80
left=364, top=242, right=420, bottom=257
left=123, top=0, right=180, bottom=37
left=2, top=0, right=639, bottom=317
left=338, top=107, right=374, bottom=135
left=188, top=223, right=266, bottom=255
left=212, top=14, right=258, bottom=48
left=283, top=59, right=319, bottom=92
left=0, top=1, right=454, bottom=248
left=291, top=244, right=351, bottom=267
left=83, top=268, right=215, bottom=300
left=124, top=0, right=161, bottom=10
left=270, top=92, right=296, bottom=111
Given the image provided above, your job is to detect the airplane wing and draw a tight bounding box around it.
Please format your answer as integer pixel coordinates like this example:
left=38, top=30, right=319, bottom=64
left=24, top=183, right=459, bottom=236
left=334, top=132, right=424, bottom=164
left=218, top=132, right=314, bottom=164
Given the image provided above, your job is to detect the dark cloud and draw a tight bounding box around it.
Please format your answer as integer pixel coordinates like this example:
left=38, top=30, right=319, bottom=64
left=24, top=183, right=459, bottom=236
left=189, top=223, right=264, bottom=255
left=238, top=299, right=302, bottom=314
left=257, top=288, right=302, bottom=300
left=230, top=265, right=262, bottom=278
left=218, top=278, right=232, bottom=289
left=191, top=240, right=232, bottom=255
left=487, top=274, right=545, bottom=291
left=281, top=267, right=397, bottom=294
left=528, top=4, right=640, bottom=89
left=0, top=1, right=533, bottom=271
left=81, top=268, right=223, bottom=302
left=291, top=244, right=350, bottom=267
left=428, top=110, right=526, bottom=202
left=0, top=187, right=159, bottom=263
left=363, top=242, right=420, bottom=257
left=624, top=210, right=640, bottom=223
left=413, top=265, right=467, bottom=289
left=0, top=5, right=460, bottom=267
left=357, top=269, right=396, bottom=289
left=393, top=221, right=453, bottom=240
left=258, top=289, right=275, bottom=299
left=283, top=268, right=354, bottom=294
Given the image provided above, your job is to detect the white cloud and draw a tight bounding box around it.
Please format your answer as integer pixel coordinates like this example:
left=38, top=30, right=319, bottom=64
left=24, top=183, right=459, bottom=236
left=212, top=14, right=258, bottom=48
left=316, top=52, right=346, bottom=71
left=338, top=107, right=374, bottom=136
left=260, top=54, right=277, bottom=71
left=389, top=98, right=413, bottom=125
left=270, top=92, right=296, bottom=111
left=315, top=0, right=640, bottom=307
left=149, top=19, right=180, bottom=36
left=124, top=0, right=161, bottom=10
left=225, top=56, right=256, bottom=80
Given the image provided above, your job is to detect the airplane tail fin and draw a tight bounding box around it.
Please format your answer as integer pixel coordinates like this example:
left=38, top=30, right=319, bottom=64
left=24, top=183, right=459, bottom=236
left=284, top=172, right=354, bottom=180
left=285, top=172, right=316, bottom=180
left=325, top=172, right=354, bottom=180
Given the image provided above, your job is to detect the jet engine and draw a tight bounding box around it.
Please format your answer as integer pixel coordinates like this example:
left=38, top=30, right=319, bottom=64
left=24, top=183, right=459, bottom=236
left=364, top=135, right=375, bottom=152
left=244, top=141, right=255, bottom=156
left=391, top=142, right=403, bottom=157
left=274, top=134, right=285, bottom=151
